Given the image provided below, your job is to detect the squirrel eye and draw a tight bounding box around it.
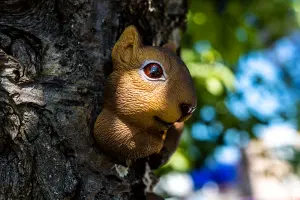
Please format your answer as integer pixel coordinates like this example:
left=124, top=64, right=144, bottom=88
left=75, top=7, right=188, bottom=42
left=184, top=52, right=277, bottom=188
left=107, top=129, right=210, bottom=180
left=143, top=62, right=164, bottom=79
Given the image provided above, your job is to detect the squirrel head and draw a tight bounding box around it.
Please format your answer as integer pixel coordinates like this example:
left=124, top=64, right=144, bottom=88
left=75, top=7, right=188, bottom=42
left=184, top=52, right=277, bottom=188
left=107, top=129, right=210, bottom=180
left=94, top=25, right=197, bottom=160
left=108, top=26, right=196, bottom=130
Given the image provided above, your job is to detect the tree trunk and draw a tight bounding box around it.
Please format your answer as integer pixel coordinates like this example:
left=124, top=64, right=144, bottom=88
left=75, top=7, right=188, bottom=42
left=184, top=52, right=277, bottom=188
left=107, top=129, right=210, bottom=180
left=0, top=0, right=187, bottom=199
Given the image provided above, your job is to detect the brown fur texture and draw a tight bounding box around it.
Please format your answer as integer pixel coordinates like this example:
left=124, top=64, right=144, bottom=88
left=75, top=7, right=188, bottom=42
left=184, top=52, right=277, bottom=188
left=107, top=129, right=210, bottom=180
left=94, top=26, right=197, bottom=161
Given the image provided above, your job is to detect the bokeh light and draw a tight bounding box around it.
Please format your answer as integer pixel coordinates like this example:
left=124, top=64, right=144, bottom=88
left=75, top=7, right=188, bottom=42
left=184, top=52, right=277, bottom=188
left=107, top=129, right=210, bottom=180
left=155, top=1, right=300, bottom=199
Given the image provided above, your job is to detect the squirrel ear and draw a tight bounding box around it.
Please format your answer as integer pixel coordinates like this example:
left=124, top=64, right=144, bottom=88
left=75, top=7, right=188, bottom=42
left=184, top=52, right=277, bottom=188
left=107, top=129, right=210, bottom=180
left=112, top=25, right=142, bottom=66
left=163, top=41, right=177, bottom=54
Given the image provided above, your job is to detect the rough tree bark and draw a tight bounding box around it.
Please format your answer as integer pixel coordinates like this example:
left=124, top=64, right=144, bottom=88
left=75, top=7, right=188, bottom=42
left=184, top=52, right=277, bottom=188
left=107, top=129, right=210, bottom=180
left=0, top=0, right=187, bottom=199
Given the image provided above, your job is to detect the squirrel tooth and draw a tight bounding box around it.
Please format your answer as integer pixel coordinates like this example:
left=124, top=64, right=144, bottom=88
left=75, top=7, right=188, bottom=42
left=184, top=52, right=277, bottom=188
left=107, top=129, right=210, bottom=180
left=93, top=25, right=197, bottom=162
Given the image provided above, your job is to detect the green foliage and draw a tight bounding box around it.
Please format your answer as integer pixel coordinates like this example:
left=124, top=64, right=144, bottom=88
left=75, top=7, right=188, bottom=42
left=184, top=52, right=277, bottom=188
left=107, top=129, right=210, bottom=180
left=156, top=0, right=299, bottom=175
left=183, top=0, right=297, bottom=64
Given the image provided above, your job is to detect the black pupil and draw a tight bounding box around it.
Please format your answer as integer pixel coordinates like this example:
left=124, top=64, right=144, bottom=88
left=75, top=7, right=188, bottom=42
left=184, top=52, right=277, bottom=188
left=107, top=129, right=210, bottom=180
left=143, top=63, right=163, bottom=79
left=150, top=65, right=160, bottom=76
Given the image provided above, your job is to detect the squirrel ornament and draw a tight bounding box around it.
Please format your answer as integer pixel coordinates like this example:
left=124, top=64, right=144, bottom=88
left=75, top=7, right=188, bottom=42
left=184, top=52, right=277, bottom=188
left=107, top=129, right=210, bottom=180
left=94, top=25, right=197, bottom=162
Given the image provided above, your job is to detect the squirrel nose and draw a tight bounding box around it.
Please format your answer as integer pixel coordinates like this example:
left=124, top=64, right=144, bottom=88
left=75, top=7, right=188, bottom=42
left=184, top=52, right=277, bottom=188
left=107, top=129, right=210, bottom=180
left=178, top=103, right=196, bottom=122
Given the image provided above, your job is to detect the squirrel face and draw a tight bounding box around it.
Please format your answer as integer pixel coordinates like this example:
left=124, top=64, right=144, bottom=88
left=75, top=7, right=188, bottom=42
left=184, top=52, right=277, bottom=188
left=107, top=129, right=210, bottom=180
left=94, top=26, right=197, bottom=160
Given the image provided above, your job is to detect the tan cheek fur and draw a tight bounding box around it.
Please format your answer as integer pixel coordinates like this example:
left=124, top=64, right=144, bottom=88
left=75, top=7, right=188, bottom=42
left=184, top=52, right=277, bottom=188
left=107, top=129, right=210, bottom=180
left=94, top=108, right=163, bottom=160
left=106, top=70, right=181, bottom=128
